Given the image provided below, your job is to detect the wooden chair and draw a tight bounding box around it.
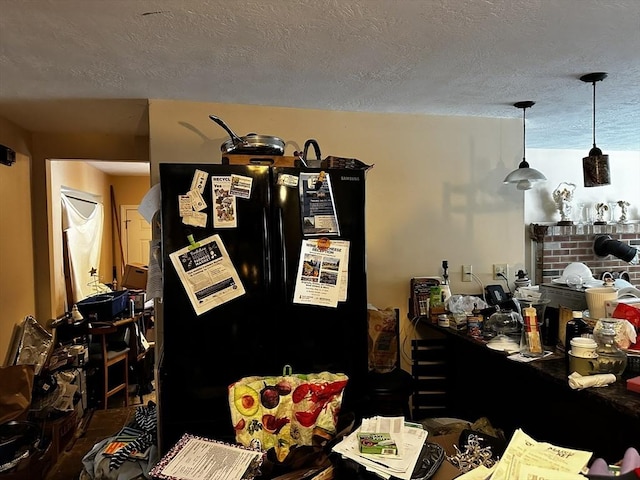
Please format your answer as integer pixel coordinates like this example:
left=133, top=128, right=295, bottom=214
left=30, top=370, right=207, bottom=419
left=87, top=323, right=130, bottom=409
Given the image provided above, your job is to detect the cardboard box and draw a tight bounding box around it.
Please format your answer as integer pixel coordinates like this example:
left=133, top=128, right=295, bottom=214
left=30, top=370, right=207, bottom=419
left=605, top=297, right=640, bottom=318
left=430, top=433, right=463, bottom=480
left=357, top=432, right=398, bottom=456
left=122, top=263, right=148, bottom=290
left=44, top=408, right=79, bottom=458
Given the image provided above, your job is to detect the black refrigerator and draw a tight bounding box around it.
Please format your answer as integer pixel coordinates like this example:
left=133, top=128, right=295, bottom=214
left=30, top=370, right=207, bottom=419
left=157, top=162, right=369, bottom=454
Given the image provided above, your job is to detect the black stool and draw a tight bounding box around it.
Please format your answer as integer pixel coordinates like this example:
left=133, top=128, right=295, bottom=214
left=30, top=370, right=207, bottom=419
left=365, top=308, right=414, bottom=419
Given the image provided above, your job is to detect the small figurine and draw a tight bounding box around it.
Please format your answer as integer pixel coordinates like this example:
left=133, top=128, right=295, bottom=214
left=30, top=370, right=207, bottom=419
left=617, top=200, right=630, bottom=224
left=594, top=203, right=608, bottom=225
left=553, top=182, right=576, bottom=225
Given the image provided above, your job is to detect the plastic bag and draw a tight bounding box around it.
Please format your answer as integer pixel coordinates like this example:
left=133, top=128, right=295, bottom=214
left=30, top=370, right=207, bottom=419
left=367, top=306, right=398, bottom=373
left=447, top=295, right=488, bottom=314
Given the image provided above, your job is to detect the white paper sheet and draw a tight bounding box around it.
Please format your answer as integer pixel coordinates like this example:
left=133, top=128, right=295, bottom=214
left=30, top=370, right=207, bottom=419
left=292, top=238, right=349, bottom=308
left=169, top=234, right=245, bottom=315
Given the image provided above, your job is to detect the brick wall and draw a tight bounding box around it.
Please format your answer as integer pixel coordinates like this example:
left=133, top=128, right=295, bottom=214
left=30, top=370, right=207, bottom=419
left=530, top=223, right=640, bottom=286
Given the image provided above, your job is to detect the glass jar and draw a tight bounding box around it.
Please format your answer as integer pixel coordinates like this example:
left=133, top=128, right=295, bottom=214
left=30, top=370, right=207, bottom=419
left=593, top=319, right=627, bottom=379
left=484, top=310, right=521, bottom=341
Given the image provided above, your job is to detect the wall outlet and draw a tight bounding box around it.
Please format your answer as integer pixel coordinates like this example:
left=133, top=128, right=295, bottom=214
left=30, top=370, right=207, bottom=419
left=493, top=263, right=508, bottom=280
left=462, top=264, right=472, bottom=282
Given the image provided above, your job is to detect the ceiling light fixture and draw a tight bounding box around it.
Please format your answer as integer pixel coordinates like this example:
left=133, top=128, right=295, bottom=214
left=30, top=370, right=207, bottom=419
left=503, top=101, right=547, bottom=191
left=580, top=72, right=610, bottom=187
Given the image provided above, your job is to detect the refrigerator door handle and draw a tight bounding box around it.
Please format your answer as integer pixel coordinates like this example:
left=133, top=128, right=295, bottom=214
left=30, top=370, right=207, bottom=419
left=277, top=207, right=287, bottom=299
left=263, top=207, right=271, bottom=287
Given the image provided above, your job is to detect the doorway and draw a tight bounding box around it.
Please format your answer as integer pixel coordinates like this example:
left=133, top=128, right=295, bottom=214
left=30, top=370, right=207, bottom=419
left=120, top=205, right=151, bottom=266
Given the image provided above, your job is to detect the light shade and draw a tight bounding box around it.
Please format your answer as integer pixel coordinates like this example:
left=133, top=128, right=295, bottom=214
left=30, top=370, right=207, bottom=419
left=503, top=160, right=547, bottom=191
left=580, top=72, right=611, bottom=187
left=504, top=101, right=546, bottom=191
left=583, top=151, right=610, bottom=187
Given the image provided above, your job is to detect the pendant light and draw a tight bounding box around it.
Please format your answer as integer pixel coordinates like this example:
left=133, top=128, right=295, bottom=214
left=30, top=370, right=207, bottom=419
left=503, top=101, right=547, bottom=191
left=580, top=72, right=610, bottom=187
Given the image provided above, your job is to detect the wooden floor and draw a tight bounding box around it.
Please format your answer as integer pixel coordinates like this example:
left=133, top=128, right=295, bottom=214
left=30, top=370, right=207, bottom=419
left=44, top=385, right=156, bottom=480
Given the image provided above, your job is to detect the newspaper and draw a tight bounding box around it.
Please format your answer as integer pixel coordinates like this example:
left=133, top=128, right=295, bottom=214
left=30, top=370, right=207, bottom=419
left=489, top=429, right=591, bottom=480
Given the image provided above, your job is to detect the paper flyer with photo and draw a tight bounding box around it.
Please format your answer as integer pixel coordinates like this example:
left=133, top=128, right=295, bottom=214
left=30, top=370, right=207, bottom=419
left=212, top=176, right=237, bottom=228
left=293, top=238, right=349, bottom=308
left=299, top=171, right=340, bottom=236
left=229, top=174, right=253, bottom=199
left=169, top=234, right=245, bottom=315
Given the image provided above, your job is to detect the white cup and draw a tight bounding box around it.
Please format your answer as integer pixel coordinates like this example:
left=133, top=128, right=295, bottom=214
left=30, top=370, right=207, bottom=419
left=570, top=337, right=598, bottom=358
left=585, top=287, right=617, bottom=319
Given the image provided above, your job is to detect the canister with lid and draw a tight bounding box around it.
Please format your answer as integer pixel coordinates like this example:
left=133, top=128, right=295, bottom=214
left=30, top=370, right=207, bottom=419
left=565, top=310, right=588, bottom=364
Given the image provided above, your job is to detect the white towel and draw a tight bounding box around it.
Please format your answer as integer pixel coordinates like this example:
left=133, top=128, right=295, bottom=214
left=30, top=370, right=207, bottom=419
left=568, top=372, right=616, bottom=390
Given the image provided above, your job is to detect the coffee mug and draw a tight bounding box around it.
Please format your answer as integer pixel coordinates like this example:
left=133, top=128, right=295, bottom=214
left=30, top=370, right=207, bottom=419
left=585, top=287, right=617, bottom=319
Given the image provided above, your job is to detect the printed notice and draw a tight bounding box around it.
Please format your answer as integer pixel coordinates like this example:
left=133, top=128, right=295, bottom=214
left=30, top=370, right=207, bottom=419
left=190, top=169, right=209, bottom=195
left=293, top=238, right=349, bottom=308
left=299, top=171, right=340, bottom=236
left=229, top=174, right=253, bottom=199
left=169, top=234, right=245, bottom=315
left=150, top=433, right=263, bottom=480
left=212, top=176, right=237, bottom=228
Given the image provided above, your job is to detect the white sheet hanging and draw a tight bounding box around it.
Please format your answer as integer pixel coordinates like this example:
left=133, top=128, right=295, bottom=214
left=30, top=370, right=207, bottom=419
left=61, top=192, right=104, bottom=302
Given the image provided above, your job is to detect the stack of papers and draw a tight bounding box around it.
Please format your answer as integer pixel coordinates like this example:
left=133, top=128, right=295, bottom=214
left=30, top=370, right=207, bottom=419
left=332, top=416, right=428, bottom=479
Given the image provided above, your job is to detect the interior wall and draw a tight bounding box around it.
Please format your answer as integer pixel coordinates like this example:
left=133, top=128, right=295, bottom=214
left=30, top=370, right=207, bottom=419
left=525, top=149, right=640, bottom=224
left=109, top=175, right=152, bottom=284
left=148, top=100, right=526, bottom=348
left=29, top=132, right=149, bottom=322
left=0, top=117, right=36, bottom=365
left=49, top=160, right=115, bottom=307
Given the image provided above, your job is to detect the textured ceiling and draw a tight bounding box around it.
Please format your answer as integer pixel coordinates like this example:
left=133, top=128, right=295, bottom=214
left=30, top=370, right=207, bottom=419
left=1, top=0, right=639, bottom=152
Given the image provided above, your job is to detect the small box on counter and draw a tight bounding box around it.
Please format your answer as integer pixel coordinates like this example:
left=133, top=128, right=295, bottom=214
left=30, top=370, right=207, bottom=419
left=627, top=376, right=640, bottom=394
left=357, top=432, right=398, bottom=456
left=430, top=305, right=447, bottom=324
left=122, top=263, right=148, bottom=290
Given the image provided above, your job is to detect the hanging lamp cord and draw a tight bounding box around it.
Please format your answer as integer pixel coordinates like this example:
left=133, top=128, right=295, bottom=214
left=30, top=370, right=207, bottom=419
left=591, top=80, right=597, bottom=149
left=522, top=106, right=527, bottom=163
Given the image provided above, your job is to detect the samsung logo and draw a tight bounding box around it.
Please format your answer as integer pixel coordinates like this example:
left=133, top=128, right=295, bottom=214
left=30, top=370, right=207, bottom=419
left=341, top=176, right=360, bottom=181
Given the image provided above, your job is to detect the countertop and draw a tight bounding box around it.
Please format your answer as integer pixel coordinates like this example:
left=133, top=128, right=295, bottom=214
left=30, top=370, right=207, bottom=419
left=420, top=321, right=640, bottom=461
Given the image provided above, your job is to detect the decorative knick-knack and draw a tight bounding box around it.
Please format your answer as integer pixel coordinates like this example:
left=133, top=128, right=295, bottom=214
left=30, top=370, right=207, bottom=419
left=594, top=202, right=608, bottom=225
left=553, top=182, right=576, bottom=226
left=617, top=200, right=630, bottom=224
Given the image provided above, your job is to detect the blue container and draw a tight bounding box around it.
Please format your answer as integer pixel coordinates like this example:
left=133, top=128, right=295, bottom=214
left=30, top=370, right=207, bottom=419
left=76, top=290, right=130, bottom=321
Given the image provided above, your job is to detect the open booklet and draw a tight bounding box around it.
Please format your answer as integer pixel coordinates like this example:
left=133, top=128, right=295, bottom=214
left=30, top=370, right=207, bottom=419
left=332, top=416, right=428, bottom=480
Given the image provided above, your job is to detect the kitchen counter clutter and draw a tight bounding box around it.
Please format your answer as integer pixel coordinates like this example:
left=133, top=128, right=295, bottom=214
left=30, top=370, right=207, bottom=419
left=420, top=321, right=640, bottom=463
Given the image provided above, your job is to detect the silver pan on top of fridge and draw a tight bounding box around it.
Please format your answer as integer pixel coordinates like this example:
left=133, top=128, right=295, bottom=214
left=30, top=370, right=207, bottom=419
left=209, top=114, right=285, bottom=156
